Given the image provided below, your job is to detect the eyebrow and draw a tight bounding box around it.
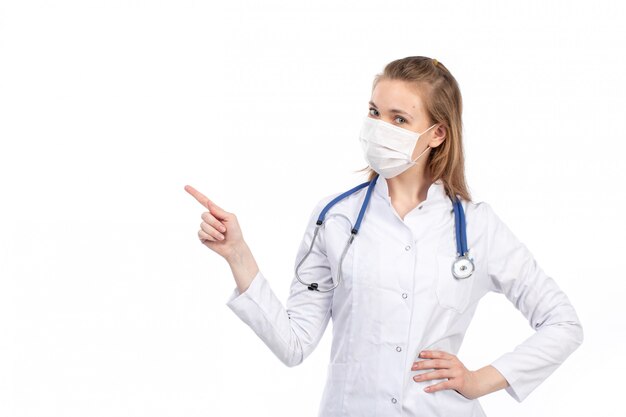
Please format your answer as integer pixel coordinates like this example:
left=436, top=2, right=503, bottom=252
left=368, top=101, right=414, bottom=120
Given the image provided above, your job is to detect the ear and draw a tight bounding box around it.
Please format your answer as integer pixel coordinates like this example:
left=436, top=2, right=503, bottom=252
left=428, top=124, right=447, bottom=148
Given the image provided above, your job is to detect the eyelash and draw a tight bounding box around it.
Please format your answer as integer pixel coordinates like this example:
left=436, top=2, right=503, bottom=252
left=368, top=107, right=407, bottom=124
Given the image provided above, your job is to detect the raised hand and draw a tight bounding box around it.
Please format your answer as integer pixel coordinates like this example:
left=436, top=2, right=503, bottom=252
left=184, top=184, right=245, bottom=260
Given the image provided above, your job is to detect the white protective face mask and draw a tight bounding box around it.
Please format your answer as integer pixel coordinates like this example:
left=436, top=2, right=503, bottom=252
left=359, top=116, right=438, bottom=179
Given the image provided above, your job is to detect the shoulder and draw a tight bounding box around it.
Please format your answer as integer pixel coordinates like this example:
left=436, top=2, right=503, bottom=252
left=313, top=181, right=370, bottom=215
left=464, top=199, right=523, bottom=250
left=306, top=180, right=370, bottom=228
left=461, top=197, right=493, bottom=220
left=460, top=198, right=506, bottom=234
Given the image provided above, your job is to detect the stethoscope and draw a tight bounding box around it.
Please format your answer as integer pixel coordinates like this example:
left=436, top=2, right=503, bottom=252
left=295, top=174, right=475, bottom=292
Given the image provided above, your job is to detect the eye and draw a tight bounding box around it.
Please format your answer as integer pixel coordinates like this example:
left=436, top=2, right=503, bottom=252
left=368, top=108, right=408, bottom=125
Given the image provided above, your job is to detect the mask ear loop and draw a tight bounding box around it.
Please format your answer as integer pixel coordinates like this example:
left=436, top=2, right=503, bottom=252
left=410, top=123, right=438, bottom=163
left=411, top=145, right=430, bottom=163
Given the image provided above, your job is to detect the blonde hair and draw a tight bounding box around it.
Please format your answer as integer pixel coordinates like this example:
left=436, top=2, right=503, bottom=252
left=355, top=56, right=472, bottom=202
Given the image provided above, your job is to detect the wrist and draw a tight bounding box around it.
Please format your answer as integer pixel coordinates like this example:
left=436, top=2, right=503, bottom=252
left=225, top=241, right=260, bottom=294
left=224, top=241, right=250, bottom=264
left=470, top=366, right=509, bottom=398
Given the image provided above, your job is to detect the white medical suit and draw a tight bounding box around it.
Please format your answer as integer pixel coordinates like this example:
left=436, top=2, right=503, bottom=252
left=225, top=177, right=583, bottom=417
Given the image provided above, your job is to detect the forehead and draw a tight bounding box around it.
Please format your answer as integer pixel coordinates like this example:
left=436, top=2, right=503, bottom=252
left=371, top=78, right=427, bottom=118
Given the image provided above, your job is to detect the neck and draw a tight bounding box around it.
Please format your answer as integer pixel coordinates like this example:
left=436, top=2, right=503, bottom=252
left=385, top=165, right=433, bottom=204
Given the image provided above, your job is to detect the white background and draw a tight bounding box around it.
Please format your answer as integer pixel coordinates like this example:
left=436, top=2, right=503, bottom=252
left=1, top=1, right=624, bottom=416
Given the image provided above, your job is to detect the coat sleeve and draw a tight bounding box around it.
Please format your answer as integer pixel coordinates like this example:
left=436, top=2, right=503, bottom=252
left=224, top=196, right=336, bottom=367
left=483, top=202, right=584, bottom=402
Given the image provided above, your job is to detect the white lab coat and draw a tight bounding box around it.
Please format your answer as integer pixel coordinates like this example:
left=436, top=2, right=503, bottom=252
left=225, top=177, right=583, bottom=417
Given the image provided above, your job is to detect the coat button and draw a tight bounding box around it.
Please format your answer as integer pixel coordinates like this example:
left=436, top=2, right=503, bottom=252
left=402, top=293, right=408, bottom=299
left=391, top=397, right=397, bottom=404
left=396, top=346, right=402, bottom=352
left=405, top=245, right=411, bottom=251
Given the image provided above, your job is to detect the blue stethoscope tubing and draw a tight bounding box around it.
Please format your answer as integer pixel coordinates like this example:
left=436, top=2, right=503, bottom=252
left=295, top=174, right=474, bottom=292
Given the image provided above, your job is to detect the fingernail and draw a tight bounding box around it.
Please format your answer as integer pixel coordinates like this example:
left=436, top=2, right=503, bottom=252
left=218, top=234, right=225, bottom=240
left=220, top=225, right=226, bottom=232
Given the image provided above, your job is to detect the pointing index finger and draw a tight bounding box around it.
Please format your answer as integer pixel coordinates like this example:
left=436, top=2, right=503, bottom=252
left=184, top=184, right=210, bottom=209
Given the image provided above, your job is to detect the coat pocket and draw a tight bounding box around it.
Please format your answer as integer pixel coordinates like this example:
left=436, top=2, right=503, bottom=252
left=435, top=254, right=475, bottom=313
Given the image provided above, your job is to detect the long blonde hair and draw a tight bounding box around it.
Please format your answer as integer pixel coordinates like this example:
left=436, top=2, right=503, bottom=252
left=355, top=56, right=471, bottom=202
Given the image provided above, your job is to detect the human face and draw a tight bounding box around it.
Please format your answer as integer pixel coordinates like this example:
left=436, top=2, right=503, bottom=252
left=368, top=78, right=445, bottom=162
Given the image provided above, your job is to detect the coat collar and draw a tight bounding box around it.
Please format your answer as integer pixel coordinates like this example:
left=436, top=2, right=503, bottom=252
left=372, top=175, right=451, bottom=209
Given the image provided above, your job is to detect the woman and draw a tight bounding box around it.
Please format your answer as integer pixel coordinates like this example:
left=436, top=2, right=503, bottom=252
left=185, top=56, right=583, bottom=417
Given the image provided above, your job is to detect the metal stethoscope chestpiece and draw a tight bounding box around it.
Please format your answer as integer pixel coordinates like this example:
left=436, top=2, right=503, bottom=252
left=452, top=253, right=475, bottom=279
left=295, top=174, right=474, bottom=291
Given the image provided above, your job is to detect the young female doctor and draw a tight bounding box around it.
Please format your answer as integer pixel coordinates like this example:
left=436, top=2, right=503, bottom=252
left=185, top=56, right=583, bottom=417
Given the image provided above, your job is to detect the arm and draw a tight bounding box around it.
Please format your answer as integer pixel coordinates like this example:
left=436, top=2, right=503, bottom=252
left=224, top=198, right=335, bottom=367
left=483, top=202, right=584, bottom=402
